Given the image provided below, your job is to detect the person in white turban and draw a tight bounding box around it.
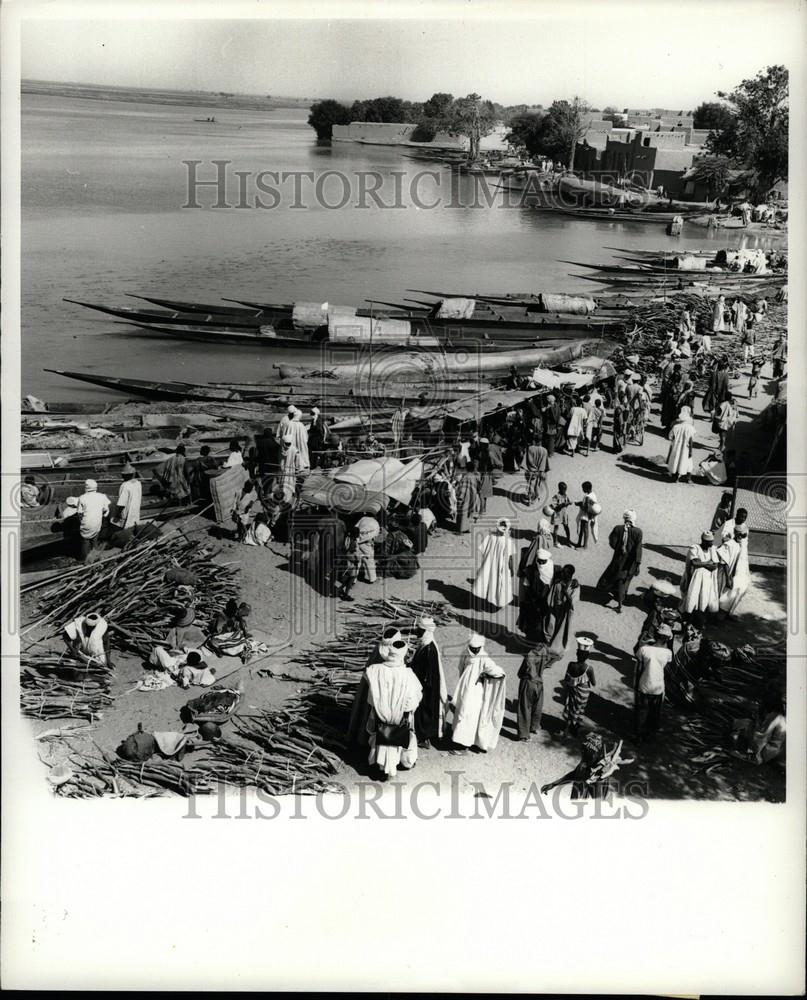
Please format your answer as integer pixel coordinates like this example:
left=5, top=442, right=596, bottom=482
left=472, top=517, right=515, bottom=609
left=410, top=615, right=448, bottom=747
left=286, top=408, right=310, bottom=470
left=450, top=634, right=506, bottom=752
left=347, top=627, right=402, bottom=751
left=679, top=530, right=720, bottom=615
left=277, top=405, right=298, bottom=440
left=516, top=538, right=554, bottom=639
left=366, top=638, right=423, bottom=780
left=718, top=524, right=751, bottom=616
left=63, top=611, right=113, bottom=667
left=76, top=478, right=111, bottom=560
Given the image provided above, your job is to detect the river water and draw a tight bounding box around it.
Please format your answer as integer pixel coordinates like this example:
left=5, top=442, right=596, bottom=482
left=21, top=93, right=781, bottom=402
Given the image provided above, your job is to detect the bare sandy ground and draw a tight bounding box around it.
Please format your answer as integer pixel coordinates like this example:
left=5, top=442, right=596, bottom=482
left=28, top=350, right=786, bottom=801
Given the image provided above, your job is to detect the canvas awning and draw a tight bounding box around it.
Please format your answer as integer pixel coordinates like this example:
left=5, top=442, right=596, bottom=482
left=527, top=369, right=595, bottom=391
left=439, top=388, right=545, bottom=424
left=299, top=473, right=386, bottom=515
left=332, top=457, right=423, bottom=504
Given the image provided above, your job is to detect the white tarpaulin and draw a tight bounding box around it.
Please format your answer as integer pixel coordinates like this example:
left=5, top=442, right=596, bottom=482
left=528, top=368, right=595, bottom=391
left=292, top=301, right=328, bottom=328
left=332, top=457, right=423, bottom=504
left=435, top=297, right=476, bottom=320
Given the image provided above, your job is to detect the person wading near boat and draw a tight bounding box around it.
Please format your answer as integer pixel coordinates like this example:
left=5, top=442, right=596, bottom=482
left=365, top=638, right=423, bottom=781
left=449, top=633, right=506, bottom=754
left=410, top=615, right=448, bottom=749
left=76, top=478, right=111, bottom=560
left=156, top=444, right=191, bottom=501
left=517, top=640, right=551, bottom=740
left=188, top=445, right=218, bottom=502
left=63, top=611, right=114, bottom=667
left=112, top=463, right=142, bottom=530
left=597, top=509, right=643, bottom=614
left=633, top=623, right=673, bottom=743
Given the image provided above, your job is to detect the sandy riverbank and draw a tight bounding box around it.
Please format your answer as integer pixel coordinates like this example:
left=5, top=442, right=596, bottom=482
left=26, top=328, right=786, bottom=802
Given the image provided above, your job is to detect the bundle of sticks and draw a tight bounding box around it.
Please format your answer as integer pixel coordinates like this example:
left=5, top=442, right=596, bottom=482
left=20, top=651, right=114, bottom=721
left=671, top=645, right=784, bottom=780
left=47, top=597, right=454, bottom=798
left=24, top=533, right=239, bottom=658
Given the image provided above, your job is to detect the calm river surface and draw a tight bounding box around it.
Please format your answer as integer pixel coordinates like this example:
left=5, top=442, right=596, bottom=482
left=22, top=93, right=781, bottom=401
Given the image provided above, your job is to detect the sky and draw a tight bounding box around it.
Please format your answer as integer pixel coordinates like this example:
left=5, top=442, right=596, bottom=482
left=19, top=2, right=805, bottom=109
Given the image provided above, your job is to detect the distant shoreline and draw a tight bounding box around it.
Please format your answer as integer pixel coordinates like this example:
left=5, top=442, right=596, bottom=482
left=22, top=78, right=312, bottom=113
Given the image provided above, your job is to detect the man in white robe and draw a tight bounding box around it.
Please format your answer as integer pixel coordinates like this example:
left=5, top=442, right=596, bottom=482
left=473, top=517, right=515, bottom=608
left=679, top=530, right=720, bottom=615
left=287, top=410, right=310, bottom=470
left=279, top=432, right=303, bottom=502
left=666, top=406, right=695, bottom=482
left=450, top=634, right=506, bottom=752
left=277, top=405, right=297, bottom=441
left=63, top=611, right=112, bottom=666
left=366, top=639, right=423, bottom=780
left=719, top=525, right=751, bottom=616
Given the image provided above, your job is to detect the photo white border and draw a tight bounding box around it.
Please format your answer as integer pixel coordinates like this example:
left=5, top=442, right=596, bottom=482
left=2, top=0, right=805, bottom=992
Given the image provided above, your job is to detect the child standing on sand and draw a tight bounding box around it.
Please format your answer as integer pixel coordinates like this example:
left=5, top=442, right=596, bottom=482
left=748, top=357, right=763, bottom=398
left=575, top=481, right=601, bottom=549
left=538, top=508, right=554, bottom=550
left=549, top=482, right=573, bottom=547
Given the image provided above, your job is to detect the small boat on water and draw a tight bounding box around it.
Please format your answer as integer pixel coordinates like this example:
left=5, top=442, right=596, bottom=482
left=44, top=370, right=277, bottom=403
left=555, top=207, right=701, bottom=224
left=68, top=295, right=624, bottom=339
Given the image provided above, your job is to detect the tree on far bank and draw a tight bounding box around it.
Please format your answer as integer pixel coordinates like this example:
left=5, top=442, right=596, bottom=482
left=689, top=155, right=732, bottom=201
left=693, top=101, right=733, bottom=132
left=706, top=64, right=788, bottom=199
left=422, top=92, right=454, bottom=119
left=506, top=111, right=546, bottom=157
left=350, top=96, right=407, bottom=123
left=307, top=99, right=352, bottom=140
left=427, top=93, right=498, bottom=160
left=508, top=98, right=589, bottom=167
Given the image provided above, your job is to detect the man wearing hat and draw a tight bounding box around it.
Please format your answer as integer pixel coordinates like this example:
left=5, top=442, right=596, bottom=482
left=634, top=623, right=674, bottom=741
left=410, top=615, right=448, bottom=748
left=112, top=463, right=142, bottom=530
left=76, top=479, right=111, bottom=560
left=597, top=509, right=643, bottom=614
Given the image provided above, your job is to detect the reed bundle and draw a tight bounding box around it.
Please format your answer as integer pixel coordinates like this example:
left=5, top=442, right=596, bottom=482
left=24, top=534, right=239, bottom=658
left=672, top=646, right=784, bottom=779
left=50, top=597, right=454, bottom=798
left=20, top=651, right=114, bottom=721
